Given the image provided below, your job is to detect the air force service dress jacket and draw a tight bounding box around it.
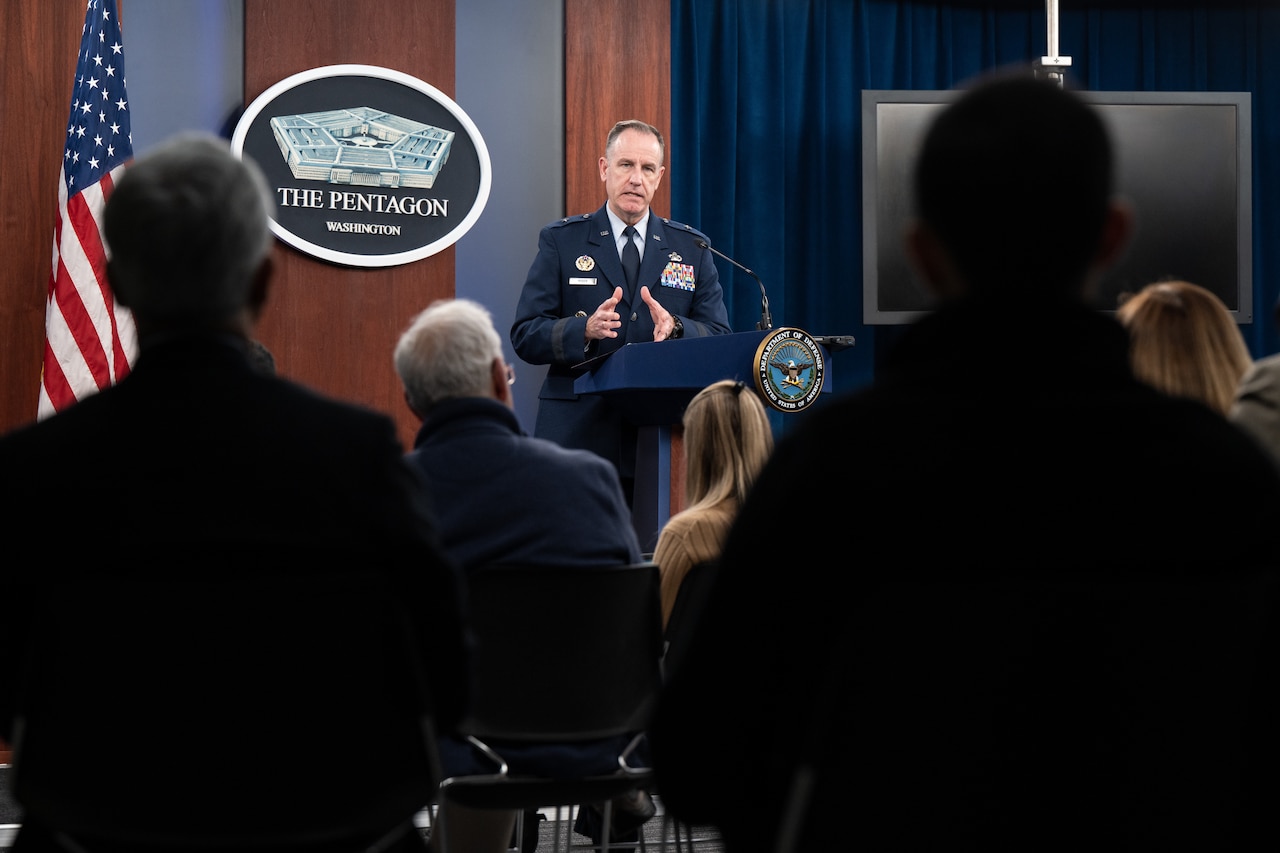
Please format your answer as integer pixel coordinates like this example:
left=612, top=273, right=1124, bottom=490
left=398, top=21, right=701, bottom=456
left=510, top=205, right=732, bottom=479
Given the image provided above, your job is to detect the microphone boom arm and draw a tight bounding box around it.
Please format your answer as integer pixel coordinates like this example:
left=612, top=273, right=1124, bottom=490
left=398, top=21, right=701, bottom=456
left=696, top=239, right=773, bottom=330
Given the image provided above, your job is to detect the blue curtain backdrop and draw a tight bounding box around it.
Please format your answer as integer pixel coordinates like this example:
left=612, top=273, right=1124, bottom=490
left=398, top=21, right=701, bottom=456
left=670, top=0, right=1280, bottom=418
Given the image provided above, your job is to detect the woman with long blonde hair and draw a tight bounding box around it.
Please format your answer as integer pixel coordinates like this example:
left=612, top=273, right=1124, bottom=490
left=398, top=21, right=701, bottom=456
left=1116, top=279, right=1253, bottom=416
left=653, top=379, right=774, bottom=628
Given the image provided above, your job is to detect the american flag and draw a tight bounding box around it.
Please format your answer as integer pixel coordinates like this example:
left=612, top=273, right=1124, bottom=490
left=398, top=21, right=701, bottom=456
left=38, top=0, right=136, bottom=419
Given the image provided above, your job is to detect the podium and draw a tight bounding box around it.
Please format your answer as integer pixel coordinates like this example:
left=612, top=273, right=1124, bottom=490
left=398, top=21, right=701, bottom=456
left=574, top=329, right=834, bottom=549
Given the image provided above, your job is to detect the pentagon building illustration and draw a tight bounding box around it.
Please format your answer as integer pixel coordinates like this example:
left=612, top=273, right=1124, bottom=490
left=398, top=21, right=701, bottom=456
left=270, top=107, right=454, bottom=188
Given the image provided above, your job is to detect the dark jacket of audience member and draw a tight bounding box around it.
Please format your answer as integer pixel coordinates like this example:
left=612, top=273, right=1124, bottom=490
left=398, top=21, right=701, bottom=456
left=1231, top=298, right=1280, bottom=467
left=1232, top=353, right=1280, bottom=467
left=650, top=71, right=1280, bottom=853
left=396, top=298, right=642, bottom=572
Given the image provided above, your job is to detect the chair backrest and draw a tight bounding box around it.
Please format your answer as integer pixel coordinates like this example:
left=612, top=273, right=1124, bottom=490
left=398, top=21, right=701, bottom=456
left=11, top=571, right=441, bottom=851
left=661, top=560, right=717, bottom=682
left=462, top=561, right=663, bottom=742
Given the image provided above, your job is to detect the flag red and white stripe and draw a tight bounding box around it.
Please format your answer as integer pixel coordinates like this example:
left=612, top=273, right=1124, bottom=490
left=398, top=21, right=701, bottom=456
left=39, top=0, right=136, bottom=420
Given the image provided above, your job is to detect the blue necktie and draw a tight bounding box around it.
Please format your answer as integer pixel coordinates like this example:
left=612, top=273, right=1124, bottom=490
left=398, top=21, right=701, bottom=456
left=621, top=225, right=640, bottom=291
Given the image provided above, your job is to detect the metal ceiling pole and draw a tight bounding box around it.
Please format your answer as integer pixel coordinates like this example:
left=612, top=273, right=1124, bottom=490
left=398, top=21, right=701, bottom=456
left=1034, top=0, right=1072, bottom=86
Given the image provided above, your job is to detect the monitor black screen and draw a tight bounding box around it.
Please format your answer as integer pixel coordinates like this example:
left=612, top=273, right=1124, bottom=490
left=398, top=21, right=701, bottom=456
left=861, top=89, right=1253, bottom=324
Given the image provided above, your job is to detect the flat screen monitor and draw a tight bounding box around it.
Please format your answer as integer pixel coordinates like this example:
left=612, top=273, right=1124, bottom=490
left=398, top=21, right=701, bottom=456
left=861, top=89, right=1253, bottom=324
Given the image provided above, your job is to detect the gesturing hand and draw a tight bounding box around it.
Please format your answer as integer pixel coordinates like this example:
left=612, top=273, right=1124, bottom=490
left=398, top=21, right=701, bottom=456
left=641, top=286, right=677, bottom=341
left=585, top=286, right=625, bottom=341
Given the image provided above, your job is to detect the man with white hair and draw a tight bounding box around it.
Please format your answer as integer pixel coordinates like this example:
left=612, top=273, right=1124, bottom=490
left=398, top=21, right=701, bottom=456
left=395, top=297, right=650, bottom=852
left=396, top=297, right=641, bottom=570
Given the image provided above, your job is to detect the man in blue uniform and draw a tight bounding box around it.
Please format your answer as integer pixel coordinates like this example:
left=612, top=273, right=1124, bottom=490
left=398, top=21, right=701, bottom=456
left=510, top=119, right=732, bottom=501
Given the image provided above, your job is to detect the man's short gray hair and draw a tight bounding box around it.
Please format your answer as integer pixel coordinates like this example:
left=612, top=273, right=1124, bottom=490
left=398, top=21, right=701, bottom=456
left=394, top=298, right=504, bottom=415
left=103, top=131, right=274, bottom=323
left=605, top=119, right=665, bottom=165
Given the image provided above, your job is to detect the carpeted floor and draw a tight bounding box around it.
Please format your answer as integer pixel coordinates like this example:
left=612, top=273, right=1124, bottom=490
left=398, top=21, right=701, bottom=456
left=0, top=766, right=17, bottom=825
left=492, top=801, right=724, bottom=853
left=0, top=765, right=17, bottom=851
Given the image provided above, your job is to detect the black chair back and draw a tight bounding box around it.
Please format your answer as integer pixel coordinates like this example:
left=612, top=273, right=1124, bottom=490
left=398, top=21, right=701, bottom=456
left=660, top=560, right=717, bottom=682
left=462, top=562, right=663, bottom=742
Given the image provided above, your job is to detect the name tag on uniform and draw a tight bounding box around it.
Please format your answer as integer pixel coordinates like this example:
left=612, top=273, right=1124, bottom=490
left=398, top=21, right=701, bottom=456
left=569, top=277, right=597, bottom=286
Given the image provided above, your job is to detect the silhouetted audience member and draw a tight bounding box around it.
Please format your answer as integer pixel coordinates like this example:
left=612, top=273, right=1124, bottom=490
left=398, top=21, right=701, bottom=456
left=652, top=379, right=772, bottom=630
left=1231, top=298, right=1280, bottom=467
left=394, top=297, right=649, bottom=852
left=650, top=70, right=1280, bottom=852
left=0, top=132, right=468, bottom=853
left=1117, top=278, right=1252, bottom=415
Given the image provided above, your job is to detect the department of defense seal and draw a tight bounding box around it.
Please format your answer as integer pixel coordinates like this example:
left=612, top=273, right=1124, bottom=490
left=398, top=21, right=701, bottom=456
left=753, top=327, right=825, bottom=413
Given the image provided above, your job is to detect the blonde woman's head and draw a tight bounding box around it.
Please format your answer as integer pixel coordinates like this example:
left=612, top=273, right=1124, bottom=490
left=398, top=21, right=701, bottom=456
left=1116, top=279, right=1252, bottom=415
left=681, top=379, right=774, bottom=510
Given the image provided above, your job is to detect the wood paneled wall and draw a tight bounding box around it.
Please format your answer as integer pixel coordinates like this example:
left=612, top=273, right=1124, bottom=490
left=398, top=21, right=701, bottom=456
left=564, top=0, right=671, bottom=216
left=0, top=0, right=83, bottom=770
left=0, top=2, right=84, bottom=434
left=243, top=0, right=457, bottom=451
left=0, top=0, right=674, bottom=764
left=564, top=0, right=683, bottom=512
left=0, top=1, right=673, bottom=443
left=243, top=0, right=674, bottom=452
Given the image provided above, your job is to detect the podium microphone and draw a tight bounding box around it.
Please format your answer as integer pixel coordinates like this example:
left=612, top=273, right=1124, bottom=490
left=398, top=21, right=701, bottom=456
left=696, top=239, right=773, bottom=330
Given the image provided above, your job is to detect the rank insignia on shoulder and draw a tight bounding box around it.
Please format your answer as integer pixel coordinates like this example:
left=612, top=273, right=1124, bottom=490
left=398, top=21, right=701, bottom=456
left=668, top=252, right=682, bottom=263
left=575, top=255, right=596, bottom=271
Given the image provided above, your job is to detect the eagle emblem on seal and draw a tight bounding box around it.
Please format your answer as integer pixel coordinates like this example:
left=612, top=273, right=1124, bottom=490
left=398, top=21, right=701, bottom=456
left=770, top=356, right=815, bottom=388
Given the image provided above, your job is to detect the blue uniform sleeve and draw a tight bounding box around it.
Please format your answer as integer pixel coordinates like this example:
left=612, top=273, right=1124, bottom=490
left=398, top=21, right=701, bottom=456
left=511, top=222, right=598, bottom=366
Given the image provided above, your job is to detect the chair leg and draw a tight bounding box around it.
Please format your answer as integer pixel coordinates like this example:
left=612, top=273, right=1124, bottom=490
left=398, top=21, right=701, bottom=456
left=597, top=799, right=650, bottom=853
left=678, top=820, right=696, bottom=851
left=550, top=805, right=567, bottom=853
left=657, top=810, right=698, bottom=853
left=510, top=809, right=524, bottom=853
left=601, top=798, right=614, bottom=853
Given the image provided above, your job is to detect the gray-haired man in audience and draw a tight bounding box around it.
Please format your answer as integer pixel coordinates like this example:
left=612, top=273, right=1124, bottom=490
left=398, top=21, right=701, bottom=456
left=395, top=297, right=651, bottom=853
